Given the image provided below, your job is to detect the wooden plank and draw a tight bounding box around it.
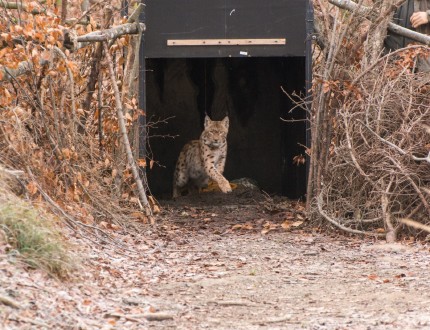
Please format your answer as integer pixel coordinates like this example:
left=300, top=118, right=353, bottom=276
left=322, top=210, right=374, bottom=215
left=167, top=38, right=286, bottom=46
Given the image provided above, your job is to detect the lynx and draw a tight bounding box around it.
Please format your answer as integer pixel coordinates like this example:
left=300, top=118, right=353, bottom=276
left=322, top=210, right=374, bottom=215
left=173, top=115, right=232, bottom=198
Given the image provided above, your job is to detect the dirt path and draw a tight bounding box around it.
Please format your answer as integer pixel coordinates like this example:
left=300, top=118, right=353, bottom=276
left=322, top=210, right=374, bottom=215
left=145, top=233, right=430, bottom=330
left=2, top=189, right=430, bottom=329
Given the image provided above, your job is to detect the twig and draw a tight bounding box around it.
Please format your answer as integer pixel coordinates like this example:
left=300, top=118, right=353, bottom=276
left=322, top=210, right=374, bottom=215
left=252, top=314, right=292, bottom=324
left=105, top=312, right=175, bottom=321
left=8, top=316, right=51, bottom=328
left=127, top=3, right=144, bottom=23
left=381, top=178, right=396, bottom=243
left=207, top=300, right=252, bottom=306
left=61, top=0, right=68, bottom=23
left=68, top=0, right=103, bottom=29
left=0, top=165, right=24, bottom=177
left=82, top=6, right=113, bottom=116
left=48, top=74, right=62, bottom=148
left=0, top=295, right=20, bottom=309
left=53, top=46, right=80, bottom=132
left=400, top=218, right=430, bottom=233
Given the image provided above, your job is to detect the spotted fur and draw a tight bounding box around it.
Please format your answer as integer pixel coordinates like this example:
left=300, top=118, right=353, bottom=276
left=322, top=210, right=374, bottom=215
left=173, top=116, right=231, bottom=198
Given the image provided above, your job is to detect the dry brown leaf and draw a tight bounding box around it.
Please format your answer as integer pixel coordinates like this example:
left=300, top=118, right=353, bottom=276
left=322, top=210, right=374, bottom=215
left=26, top=181, right=38, bottom=195
left=261, top=222, right=278, bottom=234
left=61, top=148, right=71, bottom=160
left=82, top=299, right=91, bottom=306
left=293, top=154, right=306, bottom=166
left=107, top=319, right=116, bottom=326
left=232, top=223, right=253, bottom=230
left=281, top=220, right=303, bottom=231
left=110, top=224, right=121, bottom=231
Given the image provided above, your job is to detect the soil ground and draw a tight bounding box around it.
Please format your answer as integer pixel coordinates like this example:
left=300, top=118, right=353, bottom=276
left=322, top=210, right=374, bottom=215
left=2, top=187, right=430, bottom=329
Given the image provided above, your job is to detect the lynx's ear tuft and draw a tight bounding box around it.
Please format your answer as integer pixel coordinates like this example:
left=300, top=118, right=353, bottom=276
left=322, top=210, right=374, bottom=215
left=204, top=115, right=211, bottom=128
left=222, top=116, right=229, bottom=129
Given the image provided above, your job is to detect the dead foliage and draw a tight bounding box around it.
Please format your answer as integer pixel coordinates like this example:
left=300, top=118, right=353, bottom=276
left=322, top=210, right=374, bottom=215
left=0, top=0, right=153, bottom=236
left=308, top=0, right=430, bottom=241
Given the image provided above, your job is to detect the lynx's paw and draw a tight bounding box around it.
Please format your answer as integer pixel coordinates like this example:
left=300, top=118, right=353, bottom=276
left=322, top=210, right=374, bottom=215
left=219, top=180, right=232, bottom=193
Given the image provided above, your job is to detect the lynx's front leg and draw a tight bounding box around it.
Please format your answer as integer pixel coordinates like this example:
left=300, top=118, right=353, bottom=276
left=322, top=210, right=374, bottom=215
left=172, top=168, right=188, bottom=199
left=216, top=153, right=227, bottom=174
left=206, top=165, right=231, bottom=192
left=204, top=156, right=231, bottom=193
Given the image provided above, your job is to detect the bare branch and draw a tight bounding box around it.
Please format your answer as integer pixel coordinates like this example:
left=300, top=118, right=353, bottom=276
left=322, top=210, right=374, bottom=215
left=359, top=120, right=430, bottom=164
left=317, top=193, right=386, bottom=237
left=1, top=61, right=34, bottom=82
left=103, top=42, right=153, bottom=221
left=400, top=218, right=430, bottom=233
left=64, top=22, right=145, bottom=50
left=0, top=0, right=48, bottom=14
left=1, top=21, right=145, bottom=82
left=77, top=23, right=143, bottom=43
left=127, top=3, right=144, bottom=23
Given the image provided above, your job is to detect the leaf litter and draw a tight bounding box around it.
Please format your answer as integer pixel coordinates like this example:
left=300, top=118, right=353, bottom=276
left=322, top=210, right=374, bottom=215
left=1, top=187, right=430, bottom=329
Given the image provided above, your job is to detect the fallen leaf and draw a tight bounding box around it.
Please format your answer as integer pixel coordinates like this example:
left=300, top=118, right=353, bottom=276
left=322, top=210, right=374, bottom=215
left=281, top=220, right=303, bottom=230
left=26, top=181, right=38, bottom=195
left=232, top=223, right=253, bottom=230
left=261, top=222, right=278, bottom=234
left=107, top=319, right=116, bottom=325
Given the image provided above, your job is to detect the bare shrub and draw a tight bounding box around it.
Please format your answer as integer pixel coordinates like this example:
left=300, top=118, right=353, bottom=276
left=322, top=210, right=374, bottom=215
left=0, top=1, right=151, bottom=233
left=309, top=1, right=430, bottom=240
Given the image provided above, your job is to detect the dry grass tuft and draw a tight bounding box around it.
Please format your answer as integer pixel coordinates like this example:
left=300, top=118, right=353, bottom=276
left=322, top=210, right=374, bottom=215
left=0, top=176, right=77, bottom=279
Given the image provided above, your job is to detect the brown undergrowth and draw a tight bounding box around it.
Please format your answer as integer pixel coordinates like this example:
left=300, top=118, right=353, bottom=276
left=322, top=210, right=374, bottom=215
left=0, top=0, right=150, bottom=242
left=309, top=1, right=430, bottom=240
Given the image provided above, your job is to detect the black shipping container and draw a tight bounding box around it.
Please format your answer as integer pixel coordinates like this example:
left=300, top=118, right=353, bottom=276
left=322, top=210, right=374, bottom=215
left=140, top=0, right=313, bottom=199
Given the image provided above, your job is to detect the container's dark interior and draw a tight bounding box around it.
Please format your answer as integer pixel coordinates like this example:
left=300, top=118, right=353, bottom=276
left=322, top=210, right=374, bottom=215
left=145, top=57, right=307, bottom=199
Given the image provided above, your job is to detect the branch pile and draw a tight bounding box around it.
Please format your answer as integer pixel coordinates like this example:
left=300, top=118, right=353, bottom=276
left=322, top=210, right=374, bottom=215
left=0, top=0, right=154, bottom=231
left=309, top=0, right=430, bottom=241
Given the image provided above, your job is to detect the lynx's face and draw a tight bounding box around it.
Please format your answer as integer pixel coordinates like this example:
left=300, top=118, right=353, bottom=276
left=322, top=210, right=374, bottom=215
left=201, top=116, right=229, bottom=149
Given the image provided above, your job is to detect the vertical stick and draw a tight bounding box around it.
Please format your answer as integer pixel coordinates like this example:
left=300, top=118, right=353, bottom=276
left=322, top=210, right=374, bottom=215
left=61, top=0, right=68, bottom=24
left=82, top=6, right=113, bottom=115
left=103, top=42, right=153, bottom=220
